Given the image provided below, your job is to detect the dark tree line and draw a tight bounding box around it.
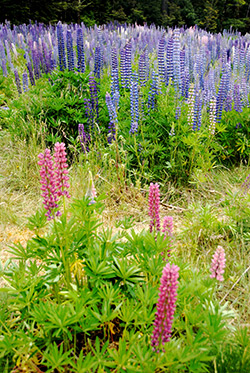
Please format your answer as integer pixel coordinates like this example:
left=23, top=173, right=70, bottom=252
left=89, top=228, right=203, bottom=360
left=1, top=0, right=250, bottom=33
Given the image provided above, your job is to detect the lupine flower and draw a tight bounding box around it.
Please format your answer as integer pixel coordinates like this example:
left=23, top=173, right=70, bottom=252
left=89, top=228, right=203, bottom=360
left=57, top=22, right=66, bottom=71
left=22, top=72, right=29, bottom=92
left=53, top=142, right=71, bottom=199
left=210, top=246, right=226, bottom=281
left=151, top=263, right=179, bottom=352
left=77, top=27, right=85, bottom=73
left=106, top=92, right=117, bottom=143
left=209, top=96, right=216, bottom=135
left=27, top=62, right=35, bottom=86
left=14, top=69, right=22, bottom=95
left=78, top=123, right=90, bottom=152
left=161, top=216, right=174, bottom=258
left=148, top=183, right=161, bottom=233
left=173, top=29, right=181, bottom=96
left=125, top=40, right=132, bottom=89
left=38, top=149, right=60, bottom=220
left=158, top=37, right=165, bottom=83
left=130, top=73, right=139, bottom=134
left=166, top=38, right=173, bottom=85
left=94, top=45, right=102, bottom=79
left=138, top=51, right=147, bottom=86
left=66, top=30, right=74, bottom=71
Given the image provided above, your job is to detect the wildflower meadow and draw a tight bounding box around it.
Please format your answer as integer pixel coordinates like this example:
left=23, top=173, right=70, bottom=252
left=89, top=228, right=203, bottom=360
left=1, top=20, right=250, bottom=372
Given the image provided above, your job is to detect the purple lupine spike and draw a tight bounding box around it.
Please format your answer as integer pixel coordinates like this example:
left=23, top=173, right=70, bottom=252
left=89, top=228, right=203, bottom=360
left=14, top=69, right=22, bottom=95
left=233, top=84, right=242, bottom=113
left=0, top=41, right=8, bottom=76
left=78, top=123, right=90, bottom=152
left=130, top=73, right=139, bottom=134
left=148, top=183, right=161, bottom=233
left=120, top=47, right=126, bottom=89
left=31, top=43, right=41, bottom=80
left=173, top=29, right=181, bottom=96
left=57, top=22, right=66, bottom=71
left=187, top=84, right=195, bottom=128
left=27, top=62, right=35, bottom=86
left=158, top=37, right=165, bottom=83
left=138, top=51, right=147, bottom=86
left=38, top=149, right=60, bottom=221
left=210, top=246, right=226, bottom=282
left=53, top=142, right=71, bottom=199
left=193, top=90, right=202, bottom=131
left=148, top=71, right=159, bottom=111
left=77, top=27, right=85, bottom=73
left=106, top=92, right=117, bottom=143
left=125, top=39, right=132, bottom=89
left=180, top=49, right=186, bottom=97
left=166, top=38, right=173, bottom=85
left=94, top=45, right=102, bottom=79
left=209, top=96, right=216, bottom=135
left=151, top=263, right=179, bottom=352
left=216, top=65, right=227, bottom=123
left=22, top=72, right=29, bottom=92
left=111, top=47, right=119, bottom=100
left=4, top=40, right=13, bottom=70
left=175, top=105, right=181, bottom=120
left=66, top=30, right=74, bottom=71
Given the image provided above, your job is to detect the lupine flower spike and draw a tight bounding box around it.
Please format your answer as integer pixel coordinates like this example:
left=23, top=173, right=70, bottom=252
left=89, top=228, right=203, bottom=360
left=151, top=263, right=179, bottom=352
left=148, top=183, right=161, bottom=233
left=38, top=149, right=60, bottom=220
left=53, top=142, right=71, bottom=199
left=210, top=246, right=226, bottom=281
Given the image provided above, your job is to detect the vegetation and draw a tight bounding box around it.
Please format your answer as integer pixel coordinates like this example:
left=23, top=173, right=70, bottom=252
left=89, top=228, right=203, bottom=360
left=0, top=21, right=250, bottom=372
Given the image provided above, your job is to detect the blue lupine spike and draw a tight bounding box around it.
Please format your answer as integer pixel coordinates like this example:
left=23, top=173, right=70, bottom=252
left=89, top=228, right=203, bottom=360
left=14, top=69, right=22, bottom=95
left=57, top=22, right=66, bottom=71
left=105, top=92, right=117, bottom=143
left=125, top=40, right=132, bottom=89
left=27, top=62, right=35, bottom=86
left=66, top=30, right=74, bottom=71
left=94, top=45, right=102, bottom=79
left=233, top=84, right=242, bottom=112
left=138, top=51, right=146, bottom=86
left=120, top=47, right=126, bottom=89
left=77, top=27, right=85, bottom=73
left=148, top=71, right=159, bottom=111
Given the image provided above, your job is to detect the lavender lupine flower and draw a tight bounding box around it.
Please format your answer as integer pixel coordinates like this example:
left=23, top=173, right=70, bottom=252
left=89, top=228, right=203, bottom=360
left=151, top=263, right=179, bottom=352
left=53, top=142, right=71, bottom=199
left=38, top=149, right=60, bottom=220
left=27, top=62, right=35, bottom=86
left=209, top=96, right=216, bottom=135
left=106, top=92, right=117, bottom=143
left=31, top=44, right=41, bottom=80
left=14, top=69, right=22, bottom=95
left=22, top=72, right=29, bottom=92
left=158, top=37, right=165, bottom=83
left=77, top=27, right=85, bottom=73
left=0, top=42, right=8, bottom=77
left=57, top=22, right=66, bottom=71
left=233, top=84, right=242, bottom=113
left=210, top=246, right=226, bottom=282
left=148, top=183, right=161, bottom=233
left=130, top=73, right=139, bottom=134
left=66, top=30, right=74, bottom=71
left=94, top=45, right=102, bottom=79
left=173, top=29, right=181, bottom=96
left=175, top=105, right=181, bottom=120
left=125, top=40, right=132, bottom=89
left=193, top=90, right=202, bottom=131
left=138, top=51, right=147, bottom=86
left=166, top=38, right=173, bottom=86
left=216, top=66, right=227, bottom=123
left=148, top=71, right=159, bottom=111
left=78, top=123, right=90, bottom=152
left=187, top=84, right=195, bottom=128
left=111, top=47, right=119, bottom=100
left=120, top=47, right=126, bottom=89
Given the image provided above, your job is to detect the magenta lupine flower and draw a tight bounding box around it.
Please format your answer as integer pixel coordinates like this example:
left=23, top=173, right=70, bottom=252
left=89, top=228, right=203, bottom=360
left=162, top=216, right=174, bottom=257
left=38, top=149, right=60, bottom=220
left=210, top=246, right=226, bottom=281
left=53, top=142, right=70, bottom=199
left=148, top=183, right=161, bottom=233
left=151, top=263, right=179, bottom=352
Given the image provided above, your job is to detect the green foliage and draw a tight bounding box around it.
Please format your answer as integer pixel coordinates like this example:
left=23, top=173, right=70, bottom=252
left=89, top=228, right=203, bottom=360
left=0, top=193, right=245, bottom=372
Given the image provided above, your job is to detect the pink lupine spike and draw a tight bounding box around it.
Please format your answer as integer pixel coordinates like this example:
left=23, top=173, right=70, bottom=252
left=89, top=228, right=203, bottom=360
left=148, top=183, right=161, bottom=233
left=53, top=142, right=71, bottom=199
left=151, top=263, right=179, bottom=352
left=38, top=148, right=60, bottom=220
left=210, top=246, right=226, bottom=282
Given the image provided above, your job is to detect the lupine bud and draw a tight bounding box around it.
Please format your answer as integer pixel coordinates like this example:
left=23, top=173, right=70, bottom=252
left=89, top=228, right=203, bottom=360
left=151, top=263, right=179, bottom=352
left=148, top=183, right=161, bottom=233
left=210, top=246, right=226, bottom=281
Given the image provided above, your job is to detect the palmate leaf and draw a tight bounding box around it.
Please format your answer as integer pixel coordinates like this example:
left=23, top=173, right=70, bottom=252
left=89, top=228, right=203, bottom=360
left=42, top=342, right=72, bottom=373
left=112, top=256, right=144, bottom=285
